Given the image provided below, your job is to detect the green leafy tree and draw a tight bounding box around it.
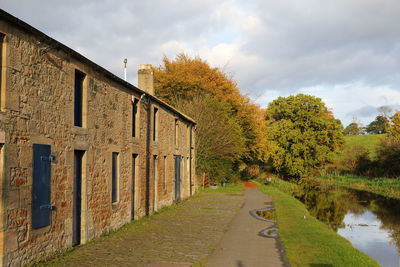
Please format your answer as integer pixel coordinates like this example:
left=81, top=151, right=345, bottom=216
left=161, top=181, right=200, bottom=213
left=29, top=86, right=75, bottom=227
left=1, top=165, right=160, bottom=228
left=366, top=115, right=389, bottom=134
left=265, top=94, right=344, bottom=179
left=344, top=122, right=362, bottom=135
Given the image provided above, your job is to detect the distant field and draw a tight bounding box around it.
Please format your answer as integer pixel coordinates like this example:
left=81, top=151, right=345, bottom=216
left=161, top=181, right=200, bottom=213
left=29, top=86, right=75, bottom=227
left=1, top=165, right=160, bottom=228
left=343, top=134, right=384, bottom=159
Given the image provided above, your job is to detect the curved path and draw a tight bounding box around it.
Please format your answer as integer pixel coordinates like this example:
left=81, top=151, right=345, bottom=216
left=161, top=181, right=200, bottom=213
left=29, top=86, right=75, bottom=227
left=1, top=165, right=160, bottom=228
left=206, top=186, right=288, bottom=267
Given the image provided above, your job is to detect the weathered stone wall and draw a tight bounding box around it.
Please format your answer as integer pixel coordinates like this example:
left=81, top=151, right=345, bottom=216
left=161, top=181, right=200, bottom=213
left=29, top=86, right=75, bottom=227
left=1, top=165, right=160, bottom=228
left=0, top=12, right=196, bottom=267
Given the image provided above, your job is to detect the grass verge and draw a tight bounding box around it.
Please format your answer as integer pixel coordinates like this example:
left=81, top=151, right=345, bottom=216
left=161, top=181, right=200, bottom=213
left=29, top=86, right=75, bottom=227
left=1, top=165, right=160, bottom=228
left=199, top=183, right=244, bottom=194
left=316, top=174, right=400, bottom=199
left=255, top=180, right=380, bottom=267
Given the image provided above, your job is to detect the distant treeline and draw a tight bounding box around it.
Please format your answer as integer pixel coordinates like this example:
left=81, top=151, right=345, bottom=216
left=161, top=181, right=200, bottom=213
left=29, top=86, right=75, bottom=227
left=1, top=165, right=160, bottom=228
left=328, top=114, right=400, bottom=178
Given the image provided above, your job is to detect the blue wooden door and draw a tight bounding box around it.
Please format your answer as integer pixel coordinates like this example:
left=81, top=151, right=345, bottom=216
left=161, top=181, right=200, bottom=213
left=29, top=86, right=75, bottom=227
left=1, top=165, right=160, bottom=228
left=32, top=144, right=52, bottom=229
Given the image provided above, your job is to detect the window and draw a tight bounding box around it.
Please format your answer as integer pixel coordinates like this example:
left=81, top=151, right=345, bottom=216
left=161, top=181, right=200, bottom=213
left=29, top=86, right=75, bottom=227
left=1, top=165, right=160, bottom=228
left=111, top=152, right=119, bottom=203
left=74, top=70, right=86, bottom=127
left=0, top=33, right=5, bottom=109
left=163, top=156, right=167, bottom=194
left=132, top=98, right=138, bottom=137
left=153, top=107, right=158, bottom=141
left=175, top=119, right=179, bottom=147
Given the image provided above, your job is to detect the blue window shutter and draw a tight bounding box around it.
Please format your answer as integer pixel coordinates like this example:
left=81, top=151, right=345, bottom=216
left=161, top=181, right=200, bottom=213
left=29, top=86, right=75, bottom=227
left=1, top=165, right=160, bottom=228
left=32, top=144, right=52, bottom=229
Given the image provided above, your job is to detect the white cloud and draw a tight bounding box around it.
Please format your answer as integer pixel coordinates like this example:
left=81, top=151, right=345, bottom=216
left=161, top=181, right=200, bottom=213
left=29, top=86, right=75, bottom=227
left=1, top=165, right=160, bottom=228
left=1, top=0, right=400, bottom=125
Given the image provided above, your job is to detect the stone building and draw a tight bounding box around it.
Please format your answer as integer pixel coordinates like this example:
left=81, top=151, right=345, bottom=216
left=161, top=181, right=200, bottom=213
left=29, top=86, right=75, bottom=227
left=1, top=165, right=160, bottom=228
left=0, top=9, right=196, bottom=266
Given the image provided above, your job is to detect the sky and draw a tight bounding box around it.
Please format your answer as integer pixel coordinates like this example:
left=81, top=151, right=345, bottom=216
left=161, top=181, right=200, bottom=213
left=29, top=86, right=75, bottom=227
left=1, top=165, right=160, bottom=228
left=1, top=0, right=400, bottom=126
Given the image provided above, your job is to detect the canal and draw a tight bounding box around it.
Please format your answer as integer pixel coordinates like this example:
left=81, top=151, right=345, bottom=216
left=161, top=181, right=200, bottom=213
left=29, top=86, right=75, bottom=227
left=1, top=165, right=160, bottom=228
left=293, top=181, right=400, bottom=267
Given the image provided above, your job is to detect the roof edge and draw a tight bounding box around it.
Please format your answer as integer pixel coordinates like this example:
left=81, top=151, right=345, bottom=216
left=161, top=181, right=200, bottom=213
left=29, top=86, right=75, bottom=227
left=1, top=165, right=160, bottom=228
left=0, top=9, right=196, bottom=124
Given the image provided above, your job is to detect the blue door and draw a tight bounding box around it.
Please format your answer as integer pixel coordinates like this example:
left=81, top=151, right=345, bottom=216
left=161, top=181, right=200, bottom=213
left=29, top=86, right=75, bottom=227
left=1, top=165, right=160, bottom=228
left=32, top=144, right=53, bottom=229
left=174, top=155, right=181, bottom=201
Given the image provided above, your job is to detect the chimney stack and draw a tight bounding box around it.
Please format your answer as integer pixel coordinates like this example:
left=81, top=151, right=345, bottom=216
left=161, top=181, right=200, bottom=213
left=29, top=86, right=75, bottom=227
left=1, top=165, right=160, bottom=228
left=138, top=64, right=154, bottom=95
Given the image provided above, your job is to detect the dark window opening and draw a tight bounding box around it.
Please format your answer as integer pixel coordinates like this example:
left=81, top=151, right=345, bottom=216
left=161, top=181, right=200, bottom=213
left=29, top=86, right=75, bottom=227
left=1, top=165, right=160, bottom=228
left=175, top=119, right=179, bottom=147
left=132, top=99, right=138, bottom=137
left=112, top=152, right=119, bottom=203
left=153, top=107, right=158, bottom=141
left=74, top=70, right=85, bottom=127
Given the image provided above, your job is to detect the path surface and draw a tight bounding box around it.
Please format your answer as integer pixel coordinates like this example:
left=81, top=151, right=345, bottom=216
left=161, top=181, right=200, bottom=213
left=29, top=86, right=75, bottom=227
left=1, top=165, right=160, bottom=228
left=40, top=192, right=244, bottom=267
left=206, top=187, right=288, bottom=267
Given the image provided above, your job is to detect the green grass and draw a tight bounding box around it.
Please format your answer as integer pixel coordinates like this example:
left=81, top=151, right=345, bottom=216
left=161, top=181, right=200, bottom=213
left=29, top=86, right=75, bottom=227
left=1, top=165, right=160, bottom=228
left=267, top=177, right=299, bottom=194
left=316, top=174, right=400, bottom=199
left=344, top=134, right=384, bottom=159
left=255, top=181, right=380, bottom=267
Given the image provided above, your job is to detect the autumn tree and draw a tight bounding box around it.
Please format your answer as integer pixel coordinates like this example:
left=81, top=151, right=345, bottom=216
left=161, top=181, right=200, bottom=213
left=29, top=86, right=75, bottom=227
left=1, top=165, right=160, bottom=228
left=388, top=111, right=400, bottom=136
left=154, top=54, right=241, bottom=107
left=154, top=54, right=268, bottom=181
left=265, top=94, right=344, bottom=180
left=173, top=94, right=244, bottom=182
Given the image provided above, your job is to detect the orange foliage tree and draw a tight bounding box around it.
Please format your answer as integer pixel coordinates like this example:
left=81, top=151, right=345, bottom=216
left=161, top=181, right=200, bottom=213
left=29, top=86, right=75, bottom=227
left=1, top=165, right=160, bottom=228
left=388, top=112, right=400, bottom=136
left=154, top=54, right=268, bottom=180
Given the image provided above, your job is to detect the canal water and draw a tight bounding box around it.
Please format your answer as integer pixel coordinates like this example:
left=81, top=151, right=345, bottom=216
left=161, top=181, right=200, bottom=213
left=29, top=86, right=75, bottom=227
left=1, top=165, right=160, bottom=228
left=293, top=181, right=400, bottom=267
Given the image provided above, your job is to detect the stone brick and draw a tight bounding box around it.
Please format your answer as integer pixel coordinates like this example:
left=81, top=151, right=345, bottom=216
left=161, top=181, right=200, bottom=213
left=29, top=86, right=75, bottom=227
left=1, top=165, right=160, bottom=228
left=9, top=167, right=27, bottom=187
left=7, top=208, right=27, bottom=229
left=5, top=189, right=19, bottom=210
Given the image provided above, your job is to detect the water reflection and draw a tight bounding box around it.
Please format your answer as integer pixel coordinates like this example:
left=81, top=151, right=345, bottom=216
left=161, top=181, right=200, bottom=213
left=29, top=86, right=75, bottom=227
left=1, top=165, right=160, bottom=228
left=293, top=181, right=400, bottom=267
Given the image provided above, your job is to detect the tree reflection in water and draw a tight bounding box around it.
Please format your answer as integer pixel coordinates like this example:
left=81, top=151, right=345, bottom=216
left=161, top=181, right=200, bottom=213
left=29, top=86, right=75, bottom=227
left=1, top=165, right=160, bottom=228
left=293, top=180, right=400, bottom=251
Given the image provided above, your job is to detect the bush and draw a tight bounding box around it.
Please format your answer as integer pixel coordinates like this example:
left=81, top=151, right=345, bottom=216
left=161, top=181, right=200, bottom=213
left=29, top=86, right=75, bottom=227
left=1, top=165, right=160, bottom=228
left=376, top=136, right=400, bottom=177
left=322, top=145, right=374, bottom=176
left=342, top=145, right=372, bottom=175
left=240, top=164, right=260, bottom=180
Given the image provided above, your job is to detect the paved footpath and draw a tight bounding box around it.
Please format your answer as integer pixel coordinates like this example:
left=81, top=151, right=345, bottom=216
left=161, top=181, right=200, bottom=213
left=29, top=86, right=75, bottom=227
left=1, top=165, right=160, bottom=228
left=39, top=192, right=245, bottom=267
left=206, top=187, right=288, bottom=267
left=38, top=187, right=287, bottom=267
